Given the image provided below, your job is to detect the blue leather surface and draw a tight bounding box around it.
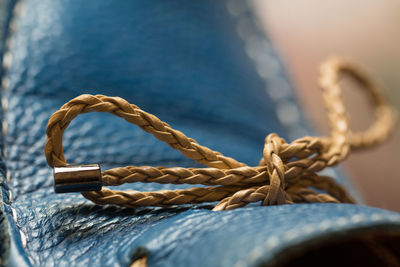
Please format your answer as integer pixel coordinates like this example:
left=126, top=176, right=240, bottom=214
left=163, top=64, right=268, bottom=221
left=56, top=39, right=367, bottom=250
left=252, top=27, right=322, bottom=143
left=0, top=0, right=400, bottom=266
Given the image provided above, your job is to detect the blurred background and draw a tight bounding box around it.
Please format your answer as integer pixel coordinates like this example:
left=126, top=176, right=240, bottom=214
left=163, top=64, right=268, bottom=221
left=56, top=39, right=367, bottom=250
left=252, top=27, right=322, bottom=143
left=253, top=0, right=400, bottom=212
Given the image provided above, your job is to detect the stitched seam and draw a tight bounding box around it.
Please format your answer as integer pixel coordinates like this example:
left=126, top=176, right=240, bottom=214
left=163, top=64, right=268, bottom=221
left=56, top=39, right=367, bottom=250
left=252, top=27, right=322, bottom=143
left=226, top=0, right=308, bottom=141
left=0, top=1, right=34, bottom=265
left=236, top=211, right=400, bottom=267
left=0, top=0, right=20, bottom=204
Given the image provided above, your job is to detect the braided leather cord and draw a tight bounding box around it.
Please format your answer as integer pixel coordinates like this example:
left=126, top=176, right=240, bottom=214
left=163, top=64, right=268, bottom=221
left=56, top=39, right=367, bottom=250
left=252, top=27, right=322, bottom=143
left=45, top=58, right=396, bottom=211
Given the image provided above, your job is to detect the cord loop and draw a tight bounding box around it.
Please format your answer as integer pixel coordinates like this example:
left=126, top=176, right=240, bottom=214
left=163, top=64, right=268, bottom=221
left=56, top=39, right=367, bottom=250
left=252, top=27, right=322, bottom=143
left=45, top=58, right=396, bottom=211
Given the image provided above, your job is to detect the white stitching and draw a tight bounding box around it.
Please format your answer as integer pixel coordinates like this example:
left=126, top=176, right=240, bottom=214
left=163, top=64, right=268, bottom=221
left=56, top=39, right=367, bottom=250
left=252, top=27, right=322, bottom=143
left=7, top=187, right=12, bottom=202
left=10, top=207, right=17, bottom=222
left=19, top=229, right=27, bottom=248
left=1, top=0, right=30, bottom=255
left=226, top=0, right=308, bottom=141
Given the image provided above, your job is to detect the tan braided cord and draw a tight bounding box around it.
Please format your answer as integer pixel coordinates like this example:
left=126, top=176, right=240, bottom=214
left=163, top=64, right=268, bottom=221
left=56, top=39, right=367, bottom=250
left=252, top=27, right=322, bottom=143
left=45, top=58, right=396, bottom=211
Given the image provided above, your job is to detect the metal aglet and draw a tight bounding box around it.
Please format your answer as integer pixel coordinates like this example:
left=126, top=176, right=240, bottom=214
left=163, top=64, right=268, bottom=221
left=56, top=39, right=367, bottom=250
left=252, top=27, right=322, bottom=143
left=54, top=164, right=102, bottom=193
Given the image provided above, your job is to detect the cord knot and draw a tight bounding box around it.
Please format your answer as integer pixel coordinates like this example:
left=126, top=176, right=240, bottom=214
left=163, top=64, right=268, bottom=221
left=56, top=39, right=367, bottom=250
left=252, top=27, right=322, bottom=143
left=260, top=133, right=288, bottom=205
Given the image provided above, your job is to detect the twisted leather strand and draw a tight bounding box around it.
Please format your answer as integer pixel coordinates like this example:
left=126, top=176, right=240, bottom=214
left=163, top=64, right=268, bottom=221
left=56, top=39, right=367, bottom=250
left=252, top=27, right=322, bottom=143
left=45, top=58, right=396, bottom=211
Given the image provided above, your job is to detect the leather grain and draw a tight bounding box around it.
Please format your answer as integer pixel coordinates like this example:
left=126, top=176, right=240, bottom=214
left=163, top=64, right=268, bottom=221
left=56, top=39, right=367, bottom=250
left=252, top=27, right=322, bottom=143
left=0, top=0, right=399, bottom=266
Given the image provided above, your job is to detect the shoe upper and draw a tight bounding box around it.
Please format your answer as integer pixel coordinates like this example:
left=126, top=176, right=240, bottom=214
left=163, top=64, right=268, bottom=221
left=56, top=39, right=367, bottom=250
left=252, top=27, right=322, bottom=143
left=0, top=0, right=399, bottom=266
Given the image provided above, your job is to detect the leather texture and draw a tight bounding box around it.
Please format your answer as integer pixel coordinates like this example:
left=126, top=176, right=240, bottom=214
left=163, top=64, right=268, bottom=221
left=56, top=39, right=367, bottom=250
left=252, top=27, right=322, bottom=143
left=0, top=0, right=399, bottom=266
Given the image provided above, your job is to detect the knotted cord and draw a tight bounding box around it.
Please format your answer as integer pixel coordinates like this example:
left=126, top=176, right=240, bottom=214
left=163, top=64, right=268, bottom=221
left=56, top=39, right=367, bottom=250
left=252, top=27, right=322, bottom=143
left=45, top=58, right=396, bottom=211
